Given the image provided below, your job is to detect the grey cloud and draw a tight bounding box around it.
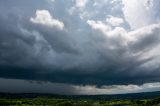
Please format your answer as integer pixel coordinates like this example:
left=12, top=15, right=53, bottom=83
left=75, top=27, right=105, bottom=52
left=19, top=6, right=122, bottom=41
left=129, top=24, right=160, bottom=52
left=1, top=78, right=160, bottom=95
left=0, top=78, right=77, bottom=95
left=0, top=0, right=160, bottom=90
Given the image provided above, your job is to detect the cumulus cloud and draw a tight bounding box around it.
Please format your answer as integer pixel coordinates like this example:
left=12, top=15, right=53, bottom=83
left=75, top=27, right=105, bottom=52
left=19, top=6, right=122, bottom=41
left=106, top=15, right=124, bottom=26
left=122, top=0, right=160, bottom=29
left=30, top=10, right=64, bottom=30
left=87, top=18, right=160, bottom=80
left=87, top=20, right=111, bottom=34
left=0, top=0, right=160, bottom=95
left=68, top=0, right=88, bottom=16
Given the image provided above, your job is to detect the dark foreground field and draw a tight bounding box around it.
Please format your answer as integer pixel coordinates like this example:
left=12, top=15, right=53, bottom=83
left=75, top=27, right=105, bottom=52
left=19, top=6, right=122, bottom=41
left=0, top=91, right=160, bottom=106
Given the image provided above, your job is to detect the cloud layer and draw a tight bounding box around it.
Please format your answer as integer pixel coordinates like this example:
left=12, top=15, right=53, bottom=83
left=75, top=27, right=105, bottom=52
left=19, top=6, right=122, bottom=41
left=1, top=78, right=160, bottom=95
left=0, top=0, right=160, bottom=94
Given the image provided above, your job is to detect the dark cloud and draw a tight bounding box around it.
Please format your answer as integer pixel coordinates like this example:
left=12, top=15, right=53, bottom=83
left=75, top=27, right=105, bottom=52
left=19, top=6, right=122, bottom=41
left=0, top=0, right=160, bottom=91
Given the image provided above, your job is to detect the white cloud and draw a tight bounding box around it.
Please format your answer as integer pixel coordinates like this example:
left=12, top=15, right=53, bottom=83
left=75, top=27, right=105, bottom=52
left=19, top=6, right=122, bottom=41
left=87, top=19, right=131, bottom=43
left=68, top=0, right=88, bottom=15
left=87, top=18, right=160, bottom=75
left=87, top=19, right=160, bottom=46
left=75, top=0, right=88, bottom=9
left=87, top=20, right=111, bottom=34
left=127, top=24, right=160, bottom=42
left=30, top=10, right=64, bottom=30
left=122, top=0, right=160, bottom=29
left=93, top=0, right=109, bottom=7
left=106, top=15, right=124, bottom=26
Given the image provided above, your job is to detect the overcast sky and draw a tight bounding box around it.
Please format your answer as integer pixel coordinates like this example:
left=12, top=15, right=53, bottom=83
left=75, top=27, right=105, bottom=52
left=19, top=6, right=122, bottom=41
left=0, top=0, right=160, bottom=95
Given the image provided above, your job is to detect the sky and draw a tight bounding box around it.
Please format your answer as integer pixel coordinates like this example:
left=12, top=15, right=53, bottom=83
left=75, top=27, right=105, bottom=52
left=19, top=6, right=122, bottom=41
left=0, top=0, right=160, bottom=95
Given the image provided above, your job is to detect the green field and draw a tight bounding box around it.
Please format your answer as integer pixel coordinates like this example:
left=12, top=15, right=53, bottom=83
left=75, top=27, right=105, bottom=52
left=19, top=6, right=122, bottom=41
left=1, top=97, right=160, bottom=106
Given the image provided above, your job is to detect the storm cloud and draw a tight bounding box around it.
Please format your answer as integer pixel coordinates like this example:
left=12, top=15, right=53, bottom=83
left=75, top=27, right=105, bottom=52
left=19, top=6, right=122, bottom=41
left=0, top=0, right=160, bottom=94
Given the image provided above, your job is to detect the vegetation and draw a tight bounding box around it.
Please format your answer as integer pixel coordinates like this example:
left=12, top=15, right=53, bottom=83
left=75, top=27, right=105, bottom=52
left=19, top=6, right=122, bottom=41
left=0, top=92, right=160, bottom=106
left=1, top=97, right=160, bottom=106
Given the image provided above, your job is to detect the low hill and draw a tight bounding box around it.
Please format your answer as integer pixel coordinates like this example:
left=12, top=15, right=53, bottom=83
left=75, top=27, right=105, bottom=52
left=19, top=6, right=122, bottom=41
left=0, top=91, right=160, bottom=100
